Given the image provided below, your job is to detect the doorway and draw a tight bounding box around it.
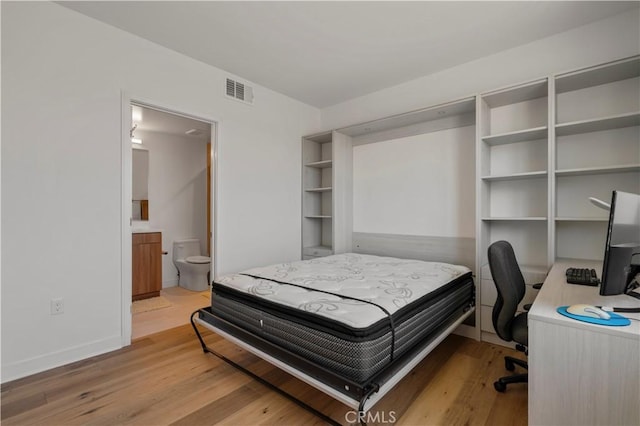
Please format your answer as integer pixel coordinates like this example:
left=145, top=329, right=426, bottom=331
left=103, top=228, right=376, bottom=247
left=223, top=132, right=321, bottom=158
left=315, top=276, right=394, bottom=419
left=121, top=95, right=218, bottom=344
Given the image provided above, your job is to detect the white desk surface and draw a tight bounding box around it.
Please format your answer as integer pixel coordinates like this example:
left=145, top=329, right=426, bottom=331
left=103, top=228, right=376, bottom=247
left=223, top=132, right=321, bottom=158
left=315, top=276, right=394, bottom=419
left=528, top=258, right=640, bottom=340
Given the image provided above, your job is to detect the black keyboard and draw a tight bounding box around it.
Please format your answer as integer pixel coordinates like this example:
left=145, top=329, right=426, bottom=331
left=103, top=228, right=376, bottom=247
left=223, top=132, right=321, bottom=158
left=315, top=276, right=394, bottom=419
left=566, top=268, right=599, bottom=286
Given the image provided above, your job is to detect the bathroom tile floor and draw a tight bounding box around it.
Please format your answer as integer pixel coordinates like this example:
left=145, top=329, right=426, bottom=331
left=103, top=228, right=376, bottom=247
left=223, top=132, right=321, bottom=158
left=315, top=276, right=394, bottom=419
left=132, top=286, right=210, bottom=340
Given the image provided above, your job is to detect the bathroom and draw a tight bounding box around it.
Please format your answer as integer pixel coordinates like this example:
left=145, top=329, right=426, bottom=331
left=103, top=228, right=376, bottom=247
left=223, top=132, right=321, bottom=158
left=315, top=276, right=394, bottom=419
left=131, top=104, right=214, bottom=338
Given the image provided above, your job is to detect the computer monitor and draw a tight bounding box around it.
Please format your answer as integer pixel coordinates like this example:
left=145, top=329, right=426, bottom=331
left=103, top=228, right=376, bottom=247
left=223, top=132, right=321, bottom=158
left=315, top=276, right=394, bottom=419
left=600, top=191, right=640, bottom=296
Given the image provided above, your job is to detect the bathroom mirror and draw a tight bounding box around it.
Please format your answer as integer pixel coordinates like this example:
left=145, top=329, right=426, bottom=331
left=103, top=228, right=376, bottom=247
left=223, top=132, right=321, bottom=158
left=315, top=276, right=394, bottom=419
left=132, top=147, right=149, bottom=221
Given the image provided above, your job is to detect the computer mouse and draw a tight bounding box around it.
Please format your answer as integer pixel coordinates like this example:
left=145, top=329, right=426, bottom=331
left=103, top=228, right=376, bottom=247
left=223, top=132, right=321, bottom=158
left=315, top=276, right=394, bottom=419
left=566, top=304, right=611, bottom=320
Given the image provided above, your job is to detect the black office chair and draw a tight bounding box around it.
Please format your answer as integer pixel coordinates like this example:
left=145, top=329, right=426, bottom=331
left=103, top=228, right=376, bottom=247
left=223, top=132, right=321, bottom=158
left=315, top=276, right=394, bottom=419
left=488, top=240, right=540, bottom=392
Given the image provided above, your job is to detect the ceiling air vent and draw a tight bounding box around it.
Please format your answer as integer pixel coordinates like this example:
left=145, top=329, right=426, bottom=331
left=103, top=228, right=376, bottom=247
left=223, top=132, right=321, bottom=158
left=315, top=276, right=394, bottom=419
left=225, top=78, right=254, bottom=105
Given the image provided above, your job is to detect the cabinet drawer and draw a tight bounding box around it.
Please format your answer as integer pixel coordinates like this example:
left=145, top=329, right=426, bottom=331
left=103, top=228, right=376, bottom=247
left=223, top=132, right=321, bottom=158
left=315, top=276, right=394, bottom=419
left=133, top=232, right=161, bottom=245
left=302, top=246, right=332, bottom=257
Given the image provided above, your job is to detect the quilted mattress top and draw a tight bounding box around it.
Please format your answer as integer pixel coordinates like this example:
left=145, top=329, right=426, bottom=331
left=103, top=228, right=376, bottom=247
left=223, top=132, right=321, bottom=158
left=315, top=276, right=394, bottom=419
left=215, top=253, right=471, bottom=330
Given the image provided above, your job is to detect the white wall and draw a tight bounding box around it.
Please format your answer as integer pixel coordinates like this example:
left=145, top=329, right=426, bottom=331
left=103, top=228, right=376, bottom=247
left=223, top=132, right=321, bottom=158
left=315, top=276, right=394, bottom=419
left=1, top=1, right=320, bottom=382
left=353, top=126, right=475, bottom=238
left=138, top=130, right=208, bottom=287
left=322, top=10, right=640, bottom=129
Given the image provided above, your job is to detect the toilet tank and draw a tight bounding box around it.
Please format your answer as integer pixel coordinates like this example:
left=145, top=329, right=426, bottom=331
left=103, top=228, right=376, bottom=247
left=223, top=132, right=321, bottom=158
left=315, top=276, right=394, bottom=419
left=173, top=239, right=201, bottom=262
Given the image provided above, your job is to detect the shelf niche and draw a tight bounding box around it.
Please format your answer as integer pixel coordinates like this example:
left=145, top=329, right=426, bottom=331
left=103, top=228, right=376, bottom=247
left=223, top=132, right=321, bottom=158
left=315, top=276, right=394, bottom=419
left=301, top=131, right=352, bottom=258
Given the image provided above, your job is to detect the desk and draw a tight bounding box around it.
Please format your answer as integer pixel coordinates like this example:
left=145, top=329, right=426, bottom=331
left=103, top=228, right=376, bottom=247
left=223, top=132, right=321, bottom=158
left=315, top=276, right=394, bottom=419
left=528, top=259, right=640, bottom=425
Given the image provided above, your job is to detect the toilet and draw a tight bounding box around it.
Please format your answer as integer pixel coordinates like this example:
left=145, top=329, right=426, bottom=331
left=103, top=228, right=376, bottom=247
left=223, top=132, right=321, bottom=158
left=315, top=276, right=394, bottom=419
left=172, top=239, right=211, bottom=291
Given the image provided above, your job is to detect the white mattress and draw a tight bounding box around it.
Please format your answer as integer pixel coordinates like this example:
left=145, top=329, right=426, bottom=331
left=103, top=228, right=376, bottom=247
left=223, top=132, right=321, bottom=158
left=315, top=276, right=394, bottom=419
left=216, top=253, right=471, bottom=330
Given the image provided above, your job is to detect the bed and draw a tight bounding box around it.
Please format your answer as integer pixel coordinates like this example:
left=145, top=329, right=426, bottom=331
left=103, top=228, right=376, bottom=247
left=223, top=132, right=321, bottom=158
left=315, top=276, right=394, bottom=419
left=192, top=253, right=475, bottom=421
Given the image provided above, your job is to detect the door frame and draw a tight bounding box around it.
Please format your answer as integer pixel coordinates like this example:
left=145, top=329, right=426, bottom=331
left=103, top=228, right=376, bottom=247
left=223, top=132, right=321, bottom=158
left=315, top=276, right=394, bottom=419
left=120, top=91, right=220, bottom=345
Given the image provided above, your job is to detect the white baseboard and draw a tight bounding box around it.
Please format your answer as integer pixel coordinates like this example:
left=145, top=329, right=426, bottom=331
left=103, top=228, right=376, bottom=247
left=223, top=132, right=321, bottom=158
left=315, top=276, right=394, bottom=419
left=1, top=335, right=122, bottom=384
left=453, top=323, right=478, bottom=340
left=481, top=331, right=516, bottom=349
left=163, top=279, right=178, bottom=288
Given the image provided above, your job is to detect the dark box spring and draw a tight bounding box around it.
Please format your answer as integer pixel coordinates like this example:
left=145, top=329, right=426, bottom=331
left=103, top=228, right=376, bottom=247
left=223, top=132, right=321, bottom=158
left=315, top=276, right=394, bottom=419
left=208, top=274, right=474, bottom=385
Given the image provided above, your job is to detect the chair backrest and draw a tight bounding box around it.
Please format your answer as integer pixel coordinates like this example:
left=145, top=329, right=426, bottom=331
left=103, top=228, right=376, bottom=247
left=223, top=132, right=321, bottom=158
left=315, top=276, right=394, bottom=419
left=488, top=240, right=526, bottom=342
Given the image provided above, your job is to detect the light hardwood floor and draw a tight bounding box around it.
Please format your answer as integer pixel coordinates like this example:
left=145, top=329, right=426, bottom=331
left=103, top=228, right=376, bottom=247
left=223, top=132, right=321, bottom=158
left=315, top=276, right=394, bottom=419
left=2, top=323, right=528, bottom=426
left=132, top=286, right=210, bottom=339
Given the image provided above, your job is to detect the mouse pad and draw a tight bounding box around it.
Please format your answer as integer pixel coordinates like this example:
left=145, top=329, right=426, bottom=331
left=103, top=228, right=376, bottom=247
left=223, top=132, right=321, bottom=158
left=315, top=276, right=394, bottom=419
left=557, top=306, right=631, bottom=326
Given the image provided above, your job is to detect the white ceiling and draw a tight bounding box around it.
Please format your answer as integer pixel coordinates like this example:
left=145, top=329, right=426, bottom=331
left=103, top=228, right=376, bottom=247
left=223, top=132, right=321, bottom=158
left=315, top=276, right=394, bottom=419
left=60, top=1, right=639, bottom=108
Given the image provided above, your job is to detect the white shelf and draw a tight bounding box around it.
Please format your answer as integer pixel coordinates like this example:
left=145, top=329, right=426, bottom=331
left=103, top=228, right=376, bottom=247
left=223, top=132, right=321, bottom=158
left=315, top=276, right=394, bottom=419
left=555, top=217, right=609, bottom=222
left=481, top=217, right=547, bottom=222
left=304, top=131, right=333, bottom=144
left=305, top=159, right=333, bottom=168
left=556, top=164, right=640, bottom=177
left=482, top=79, right=548, bottom=108
left=555, top=111, right=640, bottom=136
left=305, top=187, right=332, bottom=192
left=302, top=130, right=352, bottom=258
left=555, top=56, right=640, bottom=93
left=303, top=245, right=332, bottom=250
left=337, top=97, right=475, bottom=137
left=482, top=170, right=547, bottom=182
left=482, top=126, right=547, bottom=146
left=478, top=76, right=550, bottom=310
left=302, top=245, right=333, bottom=255
left=476, top=56, right=639, bottom=343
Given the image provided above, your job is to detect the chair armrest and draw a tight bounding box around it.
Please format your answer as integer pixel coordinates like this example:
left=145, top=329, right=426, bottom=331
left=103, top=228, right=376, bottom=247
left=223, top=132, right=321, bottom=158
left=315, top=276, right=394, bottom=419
left=532, top=283, right=543, bottom=290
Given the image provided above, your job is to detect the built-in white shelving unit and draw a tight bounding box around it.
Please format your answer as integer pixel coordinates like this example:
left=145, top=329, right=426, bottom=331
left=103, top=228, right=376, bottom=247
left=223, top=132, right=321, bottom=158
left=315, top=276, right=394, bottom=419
left=554, top=56, right=640, bottom=261
left=476, top=78, right=550, bottom=344
left=301, top=131, right=352, bottom=259
left=302, top=131, right=333, bottom=258
left=301, top=55, right=638, bottom=346
left=475, top=55, right=640, bottom=344
left=475, top=56, right=640, bottom=344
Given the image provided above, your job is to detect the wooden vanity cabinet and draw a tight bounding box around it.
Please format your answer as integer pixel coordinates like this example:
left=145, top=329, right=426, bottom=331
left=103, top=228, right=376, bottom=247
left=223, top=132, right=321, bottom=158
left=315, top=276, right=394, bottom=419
left=132, top=232, right=162, bottom=301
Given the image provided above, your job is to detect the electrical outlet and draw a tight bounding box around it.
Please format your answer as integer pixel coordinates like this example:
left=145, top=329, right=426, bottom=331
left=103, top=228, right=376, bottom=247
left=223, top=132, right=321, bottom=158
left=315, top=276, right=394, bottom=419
left=51, top=298, right=64, bottom=315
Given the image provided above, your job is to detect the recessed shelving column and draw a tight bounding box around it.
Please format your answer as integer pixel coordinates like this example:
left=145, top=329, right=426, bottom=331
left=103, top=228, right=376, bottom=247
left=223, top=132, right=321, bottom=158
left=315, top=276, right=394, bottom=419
left=302, top=131, right=334, bottom=258
left=478, top=79, right=550, bottom=251
left=553, top=55, right=640, bottom=261
left=476, top=78, right=550, bottom=345
left=301, top=131, right=352, bottom=259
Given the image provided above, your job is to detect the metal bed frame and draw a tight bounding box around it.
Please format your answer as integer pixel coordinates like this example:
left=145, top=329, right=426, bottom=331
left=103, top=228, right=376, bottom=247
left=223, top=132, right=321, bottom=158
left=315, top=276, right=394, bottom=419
left=191, top=304, right=474, bottom=425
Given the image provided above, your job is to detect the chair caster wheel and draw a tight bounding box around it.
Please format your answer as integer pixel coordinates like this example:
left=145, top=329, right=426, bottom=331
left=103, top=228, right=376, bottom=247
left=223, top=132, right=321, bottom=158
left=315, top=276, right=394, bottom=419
left=505, top=359, right=515, bottom=371
left=494, top=381, right=506, bottom=392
